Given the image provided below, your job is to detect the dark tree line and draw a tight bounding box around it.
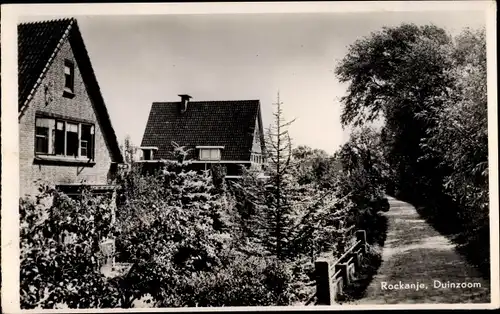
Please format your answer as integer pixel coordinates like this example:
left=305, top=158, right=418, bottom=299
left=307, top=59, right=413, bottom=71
left=335, top=24, right=489, bottom=277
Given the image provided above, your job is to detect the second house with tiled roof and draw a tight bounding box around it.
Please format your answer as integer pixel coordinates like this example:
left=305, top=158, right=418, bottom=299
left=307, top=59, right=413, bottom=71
left=139, top=95, right=267, bottom=178
left=18, top=18, right=124, bottom=196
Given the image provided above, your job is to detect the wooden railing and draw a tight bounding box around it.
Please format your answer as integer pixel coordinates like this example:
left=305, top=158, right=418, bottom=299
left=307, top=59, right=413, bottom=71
left=314, top=230, right=367, bottom=305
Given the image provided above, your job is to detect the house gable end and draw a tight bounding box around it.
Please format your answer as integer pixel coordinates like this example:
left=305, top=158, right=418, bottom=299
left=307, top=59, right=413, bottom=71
left=18, top=19, right=123, bottom=164
left=18, top=18, right=124, bottom=196
left=252, top=115, right=262, bottom=154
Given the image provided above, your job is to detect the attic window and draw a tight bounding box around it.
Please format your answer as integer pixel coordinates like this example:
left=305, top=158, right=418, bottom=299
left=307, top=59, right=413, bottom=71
left=140, top=147, right=158, bottom=161
left=63, top=59, right=75, bottom=97
left=197, top=146, right=223, bottom=161
left=251, top=153, right=264, bottom=164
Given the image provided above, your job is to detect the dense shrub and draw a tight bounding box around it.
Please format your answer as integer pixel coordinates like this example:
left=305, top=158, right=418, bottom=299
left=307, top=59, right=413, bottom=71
left=111, top=161, right=238, bottom=304
left=170, top=255, right=294, bottom=307
left=335, top=127, right=389, bottom=243
left=20, top=185, right=120, bottom=309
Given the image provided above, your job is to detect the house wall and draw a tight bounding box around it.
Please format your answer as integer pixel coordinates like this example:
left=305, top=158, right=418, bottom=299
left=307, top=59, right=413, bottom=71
left=251, top=116, right=263, bottom=154
left=19, top=37, right=114, bottom=197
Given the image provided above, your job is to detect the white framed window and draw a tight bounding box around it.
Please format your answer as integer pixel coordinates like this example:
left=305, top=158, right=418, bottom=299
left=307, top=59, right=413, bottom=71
left=35, top=118, right=55, bottom=154
left=251, top=153, right=265, bottom=165
left=199, top=148, right=221, bottom=161
left=80, top=124, right=94, bottom=157
left=35, top=117, right=95, bottom=159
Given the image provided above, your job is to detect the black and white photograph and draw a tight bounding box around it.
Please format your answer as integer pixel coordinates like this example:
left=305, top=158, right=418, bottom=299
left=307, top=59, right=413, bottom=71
left=1, top=1, right=498, bottom=311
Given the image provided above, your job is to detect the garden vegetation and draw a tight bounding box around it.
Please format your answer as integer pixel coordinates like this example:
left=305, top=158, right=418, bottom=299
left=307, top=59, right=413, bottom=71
left=19, top=23, right=488, bottom=308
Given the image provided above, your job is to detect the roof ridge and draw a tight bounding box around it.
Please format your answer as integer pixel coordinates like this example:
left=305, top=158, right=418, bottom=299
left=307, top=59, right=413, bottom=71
left=18, top=17, right=76, bottom=27
left=152, top=99, right=260, bottom=104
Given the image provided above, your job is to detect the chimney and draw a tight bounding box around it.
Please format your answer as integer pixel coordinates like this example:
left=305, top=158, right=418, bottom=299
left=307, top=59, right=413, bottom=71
left=178, top=94, right=192, bottom=114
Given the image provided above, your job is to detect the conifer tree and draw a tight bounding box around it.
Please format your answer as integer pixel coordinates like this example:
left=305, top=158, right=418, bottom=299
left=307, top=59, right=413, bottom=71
left=262, top=92, right=297, bottom=260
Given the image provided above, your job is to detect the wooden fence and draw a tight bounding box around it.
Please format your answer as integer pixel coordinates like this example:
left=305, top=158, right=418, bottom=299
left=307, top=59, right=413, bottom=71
left=314, top=230, right=367, bottom=305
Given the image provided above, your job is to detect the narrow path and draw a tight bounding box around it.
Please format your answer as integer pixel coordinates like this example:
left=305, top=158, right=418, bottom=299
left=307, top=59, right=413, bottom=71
left=355, top=197, right=490, bottom=304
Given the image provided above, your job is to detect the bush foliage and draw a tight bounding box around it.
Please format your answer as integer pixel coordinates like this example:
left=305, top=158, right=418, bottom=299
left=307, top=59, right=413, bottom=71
left=20, top=186, right=119, bottom=309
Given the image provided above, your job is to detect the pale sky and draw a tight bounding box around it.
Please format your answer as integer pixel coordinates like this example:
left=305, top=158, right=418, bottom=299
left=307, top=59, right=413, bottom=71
left=17, top=9, right=486, bottom=155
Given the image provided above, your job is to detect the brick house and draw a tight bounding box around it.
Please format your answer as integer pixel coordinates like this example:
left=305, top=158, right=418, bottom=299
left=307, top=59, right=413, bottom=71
left=18, top=18, right=124, bottom=197
left=139, top=95, right=266, bottom=178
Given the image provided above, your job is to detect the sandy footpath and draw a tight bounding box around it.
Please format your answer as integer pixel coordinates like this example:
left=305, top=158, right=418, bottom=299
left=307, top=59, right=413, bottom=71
left=354, top=197, right=490, bottom=304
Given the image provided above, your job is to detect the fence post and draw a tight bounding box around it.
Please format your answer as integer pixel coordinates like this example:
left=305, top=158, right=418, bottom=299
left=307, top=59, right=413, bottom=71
left=315, top=258, right=334, bottom=305
left=335, top=263, right=350, bottom=286
left=349, top=252, right=361, bottom=272
left=356, top=230, right=367, bottom=254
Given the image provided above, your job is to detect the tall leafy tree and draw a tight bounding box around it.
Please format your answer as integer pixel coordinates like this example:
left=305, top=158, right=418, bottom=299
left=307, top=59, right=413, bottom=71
left=291, top=146, right=341, bottom=188
left=422, top=28, right=488, bottom=213
left=337, top=127, right=387, bottom=189
left=420, top=28, right=489, bottom=274
left=335, top=23, right=455, bottom=203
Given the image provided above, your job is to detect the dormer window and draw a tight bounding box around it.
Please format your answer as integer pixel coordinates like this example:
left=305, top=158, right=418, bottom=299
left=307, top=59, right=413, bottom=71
left=197, top=146, right=223, bottom=161
left=63, top=59, right=75, bottom=97
left=251, top=152, right=265, bottom=165
left=140, top=146, right=158, bottom=161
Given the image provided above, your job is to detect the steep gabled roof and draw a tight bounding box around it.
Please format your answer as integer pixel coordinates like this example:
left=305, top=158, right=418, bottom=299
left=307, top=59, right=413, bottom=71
left=141, top=100, right=264, bottom=161
left=18, top=18, right=124, bottom=163
left=18, top=19, right=73, bottom=109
